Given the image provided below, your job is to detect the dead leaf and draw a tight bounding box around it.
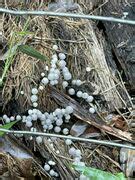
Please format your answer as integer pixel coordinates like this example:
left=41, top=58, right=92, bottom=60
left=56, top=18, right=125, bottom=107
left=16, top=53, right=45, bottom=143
left=70, top=121, right=89, bottom=137
left=81, top=126, right=101, bottom=138
left=111, top=115, right=128, bottom=131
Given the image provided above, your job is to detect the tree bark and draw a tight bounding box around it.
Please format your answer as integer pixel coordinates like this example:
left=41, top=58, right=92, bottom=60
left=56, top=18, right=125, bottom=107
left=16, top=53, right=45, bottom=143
left=102, top=0, right=135, bottom=90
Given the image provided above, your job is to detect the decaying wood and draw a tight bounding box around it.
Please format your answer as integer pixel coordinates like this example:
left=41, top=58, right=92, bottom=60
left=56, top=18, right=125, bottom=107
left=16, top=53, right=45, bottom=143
left=120, top=147, right=135, bottom=177
left=0, top=135, right=48, bottom=179
left=102, top=0, right=135, bottom=90
left=50, top=86, right=134, bottom=143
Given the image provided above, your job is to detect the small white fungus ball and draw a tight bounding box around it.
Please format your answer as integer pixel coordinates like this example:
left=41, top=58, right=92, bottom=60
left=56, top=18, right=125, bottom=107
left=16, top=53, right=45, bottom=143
left=74, top=157, right=81, bottom=162
left=32, top=109, right=38, bottom=114
left=3, top=115, right=8, bottom=120
left=62, top=81, right=68, bottom=89
left=58, top=60, right=66, bottom=68
left=75, top=149, right=81, bottom=157
left=5, top=118, right=10, bottom=123
left=39, top=85, right=44, bottom=90
left=33, top=102, right=38, bottom=107
left=44, top=164, right=50, bottom=171
left=36, top=136, right=42, bottom=144
left=30, top=127, right=37, bottom=132
left=65, top=106, right=73, bottom=114
left=50, top=68, right=55, bottom=73
left=30, top=95, right=38, bottom=102
left=63, top=128, right=69, bottom=135
left=89, top=107, right=96, bottom=114
left=16, top=115, right=21, bottom=121
left=26, top=116, right=32, bottom=122
left=20, top=91, right=24, bottom=95
left=65, top=119, right=70, bottom=123
left=72, top=80, right=77, bottom=85
left=54, top=69, right=60, bottom=75
left=43, top=124, right=48, bottom=130
left=54, top=73, right=59, bottom=80
left=41, top=72, right=45, bottom=77
left=41, top=121, right=45, bottom=127
left=51, top=64, right=56, bottom=68
left=68, top=88, right=75, bottom=95
left=37, top=111, right=42, bottom=118
left=31, top=114, right=38, bottom=121
left=48, top=160, right=56, bottom=166
left=48, top=114, right=54, bottom=121
left=76, top=91, right=83, bottom=98
left=87, top=95, right=94, bottom=103
left=79, top=174, right=88, bottom=180
left=55, top=108, right=62, bottom=115
left=82, top=93, right=89, bottom=99
left=52, top=45, right=58, bottom=50
left=22, top=116, right=27, bottom=123
left=59, top=53, right=66, bottom=60
left=49, top=169, right=56, bottom=177
left=54, top=172, right=59, bottom=177
left=41, top=77, right=49, bottom=85
left=44, top=112, right=49, bottom=118
left=76, top=79, right=82, bottom=86
left=78, top=162, right=85, bottom=167
left=45, top=65, right=49, bottom=71
left=52, top=54, right=57, bottom=59
left=46, top=119, right=52, bottom=125
left=65, top=115, right=71, bottom=120
left=28, top=109, right=33, bottom=115
left=64, top=72, right=72, bottom=81
left=56, top=119, right=63, bottom=126
left=69, top=147, right=76, bottom=156
left=51, top=137, right=57, bottom=141
left=61, top=109, right=66, bottom=115
left=31, top=88, right=38, bottom=95
left=40, top=114, right=46, bottom=121
left=50, top=81, right=55, bottom=86
left=54, top=126, right=61, bottom=133
left=51, top=58, right=57, bottom=64
left=26, top=121, right=32, bottom=127
left=54, top=80, right=59, bottom=85
left=86, top=66, right=91, bottom=72
left=56, top=150, right=60, bottom=154
left=10, top=116, right=15, bottom=121
left=62, top=67, right=68, bottom=73
left=48, top=73, right=55, bottom=81
left=48, top=124, right=53, bottom=130
left=65, top=139, right=72, bottom=145
left=49, top=143, right=54, bottom=149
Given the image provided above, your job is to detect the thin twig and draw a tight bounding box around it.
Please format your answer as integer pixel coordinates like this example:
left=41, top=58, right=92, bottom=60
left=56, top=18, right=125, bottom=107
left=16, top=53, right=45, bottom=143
left=0, top=128, right=135, bottom=150
left=0, top=8, right=135, bottom=25
left=34, top=36, right=85, bottom=43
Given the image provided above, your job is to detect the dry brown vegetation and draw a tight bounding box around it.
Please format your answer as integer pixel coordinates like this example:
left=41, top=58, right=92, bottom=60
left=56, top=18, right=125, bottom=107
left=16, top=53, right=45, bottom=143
left=0, top=0, right=135, bottom=179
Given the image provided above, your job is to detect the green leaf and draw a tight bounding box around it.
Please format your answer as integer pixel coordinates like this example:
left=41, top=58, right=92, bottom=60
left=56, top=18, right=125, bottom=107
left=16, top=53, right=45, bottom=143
left=0, top=121, right=17, bottom=137
left=18, top=45, right=49, bottom=61
left=115, top=172, right=126, bottom=180
left=72, top=164, right=126, bottom=180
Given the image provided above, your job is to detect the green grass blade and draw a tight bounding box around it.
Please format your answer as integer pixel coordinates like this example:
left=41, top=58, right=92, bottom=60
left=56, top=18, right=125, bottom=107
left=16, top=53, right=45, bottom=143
left=0, top=121, right=17, bottom=137
left=72, top=164, right=126, bottom=180
left=18, top=45, right=49, bottom=61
